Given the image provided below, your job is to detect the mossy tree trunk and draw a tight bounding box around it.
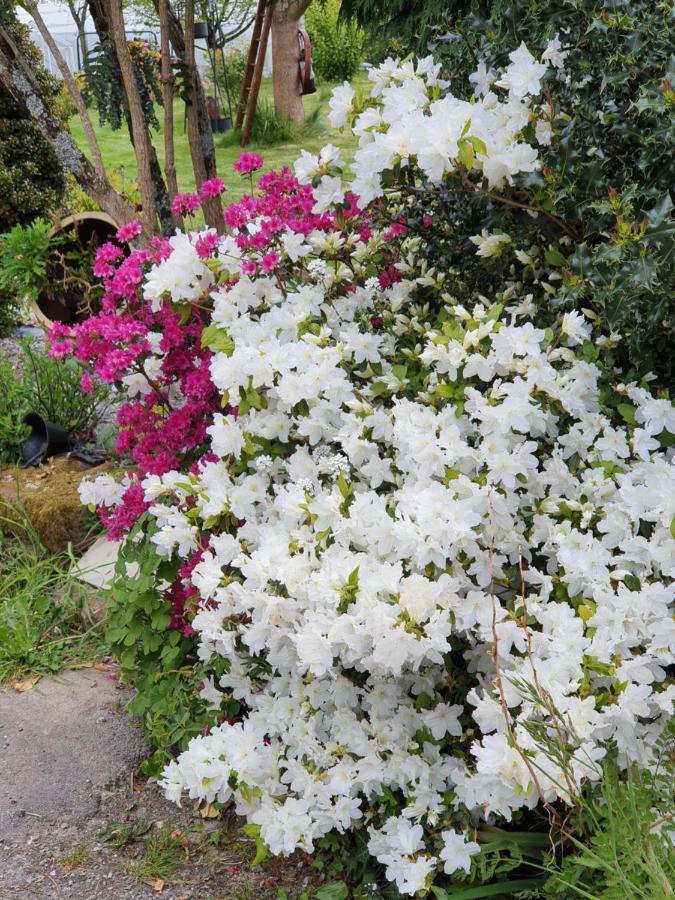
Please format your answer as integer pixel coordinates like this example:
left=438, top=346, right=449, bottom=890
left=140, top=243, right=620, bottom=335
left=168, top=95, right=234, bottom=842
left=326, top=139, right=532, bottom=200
left=0, top=24, right=134, bottom=227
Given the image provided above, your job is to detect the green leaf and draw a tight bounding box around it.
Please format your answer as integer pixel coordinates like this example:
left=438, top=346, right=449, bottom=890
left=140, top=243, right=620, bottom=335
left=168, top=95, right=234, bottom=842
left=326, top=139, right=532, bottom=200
left=315, top=883, right=349, bottom=900
left=440, top=878, right=545, bottom=898
left=670, top=518, right=675, bottom=539
left=242, top=822, right=269, bottom=866
left=544, top=248, right=568, bottom=267
left=435, top=382, right=460, bottom=399
left=468, top=134, right=487, bottom=156
left=201, top=324, right=235, bottom=355
left=458, top=138, right=475, bottom=170
left=336, top=473, right=352, bottom=500
left=617, top=403, right=636, bottom=425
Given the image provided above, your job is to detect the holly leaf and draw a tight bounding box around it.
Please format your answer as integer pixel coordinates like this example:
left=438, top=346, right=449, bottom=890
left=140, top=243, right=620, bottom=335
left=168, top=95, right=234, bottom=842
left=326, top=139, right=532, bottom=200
left=315, top=883, right=349, bottom=900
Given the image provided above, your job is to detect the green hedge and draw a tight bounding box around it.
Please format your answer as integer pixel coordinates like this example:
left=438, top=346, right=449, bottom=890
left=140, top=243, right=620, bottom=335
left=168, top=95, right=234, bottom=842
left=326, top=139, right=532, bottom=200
left=306, top=0, right=363, bottom=83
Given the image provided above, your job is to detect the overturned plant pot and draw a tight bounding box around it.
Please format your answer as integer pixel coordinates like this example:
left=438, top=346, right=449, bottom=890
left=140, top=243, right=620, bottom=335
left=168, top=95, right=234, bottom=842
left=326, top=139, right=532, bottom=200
left=22, top=412, right=71, bottom=468
left=31, top=212, right=118, bottom=330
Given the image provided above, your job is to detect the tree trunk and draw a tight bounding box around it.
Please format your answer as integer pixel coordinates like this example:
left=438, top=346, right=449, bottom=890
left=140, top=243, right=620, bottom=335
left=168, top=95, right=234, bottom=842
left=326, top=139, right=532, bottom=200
left=77, top=19, right=87, bottom=70
left=183, top=0, right=224, bottom=232
left=21, top=0, right=106, bottom=179
left=0, top=24, right=134, bottom=226
left=158, top=0, right=180, bottom=210
left=105, top=0, right=160, bottom=235
left=88, top=0, right=174, bottom=236
left=65, top=0, right=88, bottom=70
left=153, top=0, right=220, bottom=186
left=271, top=0, right=310, bottom=124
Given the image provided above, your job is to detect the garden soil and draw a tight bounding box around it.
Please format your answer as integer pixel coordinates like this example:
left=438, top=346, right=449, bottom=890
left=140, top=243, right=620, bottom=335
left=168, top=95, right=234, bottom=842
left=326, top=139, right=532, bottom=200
left=0, top=670, right=319, bottom=899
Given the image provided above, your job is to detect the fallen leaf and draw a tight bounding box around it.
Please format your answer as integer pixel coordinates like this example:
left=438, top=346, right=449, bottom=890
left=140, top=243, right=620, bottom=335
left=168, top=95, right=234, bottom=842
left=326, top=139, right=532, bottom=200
left=11, top=675, right=41, bottom=692
left=94, top=662, right=114, bottom=672
left=170, top=829, right=189, bottom=849
left=198, top=802, right=221, bottom=819
left=150, top=878, right=164, bottom=893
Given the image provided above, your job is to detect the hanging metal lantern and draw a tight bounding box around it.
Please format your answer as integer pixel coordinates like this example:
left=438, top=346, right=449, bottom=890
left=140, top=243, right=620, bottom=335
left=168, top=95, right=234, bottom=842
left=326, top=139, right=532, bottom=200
left=297, top=28, right=316, bottom=96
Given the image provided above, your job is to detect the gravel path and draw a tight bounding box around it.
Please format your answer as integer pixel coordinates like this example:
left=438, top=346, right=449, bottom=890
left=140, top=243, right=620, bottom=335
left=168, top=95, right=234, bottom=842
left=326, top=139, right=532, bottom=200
left=0, top=671, right=320, bottom=900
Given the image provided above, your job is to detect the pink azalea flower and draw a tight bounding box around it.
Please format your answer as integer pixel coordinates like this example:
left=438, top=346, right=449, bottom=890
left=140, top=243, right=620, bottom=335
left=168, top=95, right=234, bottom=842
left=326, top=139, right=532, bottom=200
left=199, top=177, right=226, bottom=199
left=260, top=250, right=280, bottom=272
left=195, top=232, right=220, bottom=258
left=233, top=152, right=264, bottom=174
left=115, top=220, right=142, bottom=243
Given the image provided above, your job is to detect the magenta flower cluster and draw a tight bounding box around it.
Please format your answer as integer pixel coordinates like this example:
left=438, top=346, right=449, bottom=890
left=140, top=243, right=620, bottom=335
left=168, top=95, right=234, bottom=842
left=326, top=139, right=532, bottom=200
left=50, top=157, right=359, bottom=627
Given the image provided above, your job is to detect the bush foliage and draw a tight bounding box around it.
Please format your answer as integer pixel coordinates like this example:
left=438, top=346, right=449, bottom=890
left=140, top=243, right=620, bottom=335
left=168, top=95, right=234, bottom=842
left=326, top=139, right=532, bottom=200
left=0, top=17, right=67, bottom=234
left=341, top=0, right=675, bottom=384
left=306, top=0, right=363, bottom=83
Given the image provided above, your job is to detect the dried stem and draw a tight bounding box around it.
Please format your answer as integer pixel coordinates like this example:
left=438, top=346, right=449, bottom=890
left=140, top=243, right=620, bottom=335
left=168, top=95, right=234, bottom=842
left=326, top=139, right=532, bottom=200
left=485, top=496, right=550, bottom=811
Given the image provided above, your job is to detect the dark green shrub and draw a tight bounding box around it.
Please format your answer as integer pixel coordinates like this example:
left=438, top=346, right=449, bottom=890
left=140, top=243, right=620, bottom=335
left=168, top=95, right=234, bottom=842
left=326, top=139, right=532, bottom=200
left=106, top=518, right=236, bottom=775
left=306, top=0, right=363, bottom=83
left=0, top=20, right=67, bottom=233
left=344, top=0, right=675, bottom=384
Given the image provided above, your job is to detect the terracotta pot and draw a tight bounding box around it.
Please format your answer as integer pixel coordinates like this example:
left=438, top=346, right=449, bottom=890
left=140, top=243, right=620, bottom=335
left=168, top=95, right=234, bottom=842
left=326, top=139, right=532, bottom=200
left=31, top=211, right=118, bottom=330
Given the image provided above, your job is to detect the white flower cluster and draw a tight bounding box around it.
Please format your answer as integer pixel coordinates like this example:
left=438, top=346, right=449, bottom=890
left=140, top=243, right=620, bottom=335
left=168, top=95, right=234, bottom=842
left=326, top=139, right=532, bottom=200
left=91, top=49, right=673, bottom=895
left=319, top=42, right=558, bottom=205
left=149, top=254, right=673, bottom=893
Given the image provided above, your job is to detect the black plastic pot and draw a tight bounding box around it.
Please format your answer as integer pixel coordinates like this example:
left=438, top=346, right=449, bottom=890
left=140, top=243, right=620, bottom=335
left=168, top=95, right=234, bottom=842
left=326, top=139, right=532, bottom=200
left=193, top=21, right=209, bottom=39
left=22, top=412, right=71, bottom=468
left=210, top=115, right=232, bottom=133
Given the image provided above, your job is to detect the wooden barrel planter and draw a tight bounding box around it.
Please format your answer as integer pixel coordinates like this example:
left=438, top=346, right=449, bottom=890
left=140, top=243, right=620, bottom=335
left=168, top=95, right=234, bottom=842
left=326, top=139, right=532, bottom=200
left=31, top=211, right=118, bottom=330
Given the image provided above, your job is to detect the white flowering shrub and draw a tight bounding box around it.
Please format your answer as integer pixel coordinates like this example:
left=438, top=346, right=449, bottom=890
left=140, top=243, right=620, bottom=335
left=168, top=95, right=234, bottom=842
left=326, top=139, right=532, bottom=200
left=89, top=47, right=674, bottom=895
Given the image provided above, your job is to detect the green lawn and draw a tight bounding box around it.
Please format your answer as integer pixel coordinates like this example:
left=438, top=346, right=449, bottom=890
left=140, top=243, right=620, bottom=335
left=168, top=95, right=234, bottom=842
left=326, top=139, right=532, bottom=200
left=69, top=76, right=363, bottom=206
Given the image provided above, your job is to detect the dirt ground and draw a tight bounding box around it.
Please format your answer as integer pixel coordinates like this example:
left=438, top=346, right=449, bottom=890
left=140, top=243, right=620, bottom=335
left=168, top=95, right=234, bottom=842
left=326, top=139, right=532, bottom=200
left=0, top=670, right=320, bottom=900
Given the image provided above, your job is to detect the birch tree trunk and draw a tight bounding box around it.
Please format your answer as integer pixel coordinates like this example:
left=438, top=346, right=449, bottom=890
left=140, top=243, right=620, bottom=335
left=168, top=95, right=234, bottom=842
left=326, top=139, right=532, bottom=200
left=271, top=0, right=311, bottom=124
left=0, top=24, right=134, bottom=226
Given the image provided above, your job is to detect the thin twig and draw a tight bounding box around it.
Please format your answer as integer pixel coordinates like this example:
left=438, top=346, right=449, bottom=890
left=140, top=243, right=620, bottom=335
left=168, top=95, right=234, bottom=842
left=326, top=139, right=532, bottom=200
left=486, top=494, right=550, bottom=812
left=517, top=547, right=577, bottom=803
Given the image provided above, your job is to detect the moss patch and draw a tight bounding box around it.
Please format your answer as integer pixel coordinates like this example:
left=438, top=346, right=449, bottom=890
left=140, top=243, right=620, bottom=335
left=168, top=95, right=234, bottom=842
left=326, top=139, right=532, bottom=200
left=0, top=457, right=117, bottom=553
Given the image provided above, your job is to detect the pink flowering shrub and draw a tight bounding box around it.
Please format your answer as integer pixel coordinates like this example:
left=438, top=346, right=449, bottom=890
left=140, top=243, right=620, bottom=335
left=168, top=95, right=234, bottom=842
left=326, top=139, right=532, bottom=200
left=51, top=159, right=372, bottom=640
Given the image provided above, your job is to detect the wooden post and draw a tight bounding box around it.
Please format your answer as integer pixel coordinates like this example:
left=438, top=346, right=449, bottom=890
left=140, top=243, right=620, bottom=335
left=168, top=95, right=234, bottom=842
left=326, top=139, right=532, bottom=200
left=240, top=2, right=273, bottom=146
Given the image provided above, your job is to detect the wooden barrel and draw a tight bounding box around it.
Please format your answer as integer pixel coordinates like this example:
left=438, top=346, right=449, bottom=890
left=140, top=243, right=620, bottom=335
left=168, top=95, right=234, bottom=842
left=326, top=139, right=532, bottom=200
left=31, top=211, right=118, bottom=330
